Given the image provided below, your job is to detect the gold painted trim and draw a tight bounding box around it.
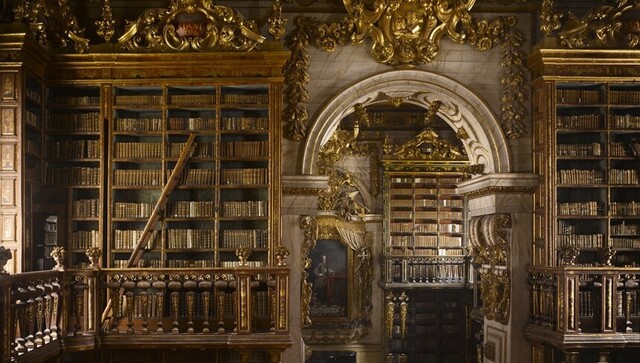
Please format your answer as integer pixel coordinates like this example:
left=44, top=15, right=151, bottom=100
left=282, top=187, right=325, bottom=196
left=460, top=185, right=535, bottom=200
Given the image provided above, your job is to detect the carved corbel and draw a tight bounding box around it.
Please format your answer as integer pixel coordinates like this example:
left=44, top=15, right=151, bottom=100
left=468, top=214, right=512, bottom=324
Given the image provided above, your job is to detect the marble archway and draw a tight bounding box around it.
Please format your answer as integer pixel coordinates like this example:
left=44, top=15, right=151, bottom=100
left=300, top=69, right=512, bottom=175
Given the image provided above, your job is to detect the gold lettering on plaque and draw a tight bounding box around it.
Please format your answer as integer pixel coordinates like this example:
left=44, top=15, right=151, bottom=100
left=1, top=108, right=15, bottom=135
left=1, top=145, right=14, bottom=170
left=2, top=214, right=15, bottom=241
left=1, top=179, right=14, bottom=206
left=2, top=74, right=14, bottom=100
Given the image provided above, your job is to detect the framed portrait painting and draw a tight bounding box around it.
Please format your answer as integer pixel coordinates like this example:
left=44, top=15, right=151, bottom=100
left=300, top=214, right=372, bottom=328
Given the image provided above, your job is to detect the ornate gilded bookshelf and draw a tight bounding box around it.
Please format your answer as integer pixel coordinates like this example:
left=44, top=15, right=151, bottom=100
left=530, top=49, right=640, bottom=268
left=379, top=127, right=472, bottom=363
left=1, top=47, right=288, bottom=270
left=382, top=159, right=470, bottom=288
left=106, top=82, right=274, bottom=268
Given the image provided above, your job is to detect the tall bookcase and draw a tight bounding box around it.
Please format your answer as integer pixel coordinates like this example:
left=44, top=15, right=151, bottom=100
left=381, top=160, right=470, bottom=363
left=1, top=48, right=288, bottom=270
left=382, top=171, right=467, bottom=285
left=107, top=83, right=273, bottom=268
left=532, top=78, right=640, bottom=267
left=45, top=85, right=103, bottom=268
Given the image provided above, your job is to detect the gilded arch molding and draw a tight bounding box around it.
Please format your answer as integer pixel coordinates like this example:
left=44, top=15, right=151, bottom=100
left=301, top=69, right=512, bottom=175
left=283, top=2, right=527, bottom=141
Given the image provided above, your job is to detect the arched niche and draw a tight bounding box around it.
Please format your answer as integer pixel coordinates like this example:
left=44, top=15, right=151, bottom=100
left=301, top=70, right=512, bottom=175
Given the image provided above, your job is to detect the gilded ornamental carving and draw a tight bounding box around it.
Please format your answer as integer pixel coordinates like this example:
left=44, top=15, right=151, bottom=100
left=283, top=1, right=526, bottom=140
left=117, top=0, right=265, bottom=52
left=468, top=213, right=512, bottom=324
left=13, top=0, right=89, bottom=53
left=540, top=0, right=640, bottom=49
left=299, top=215, right=373, bottom=344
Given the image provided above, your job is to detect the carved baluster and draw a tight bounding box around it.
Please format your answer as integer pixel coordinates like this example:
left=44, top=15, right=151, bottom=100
left=184, top=279, right=196, bottom=334
left=125, top=291, right=134, bottom=334
left=152, top=280, right=166, bottom=333
left=49, top=284, right=59, bottom=341
left=106, top=279, right=121, bottom=333
left=26, top=286, right=37, bottom=350
left=14, top=297, right=27, bottom=354
left=215, top=280, right=228, bottom=334
left=137, top=280, right=151, bottom=334
left=42, top=283, right=52, bottom=344
left=168, top=280, right=182, bottom=334
left=121, top=280, right=135, bottom=334
left=199, top=280, right=213, bottom=334
left=140, top=292, right=149, bottom=334
left=34, top=284, right=45, bottom=347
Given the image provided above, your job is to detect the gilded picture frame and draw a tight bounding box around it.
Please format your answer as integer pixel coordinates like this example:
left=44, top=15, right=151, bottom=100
left=300, top=214, right=372, bottom=342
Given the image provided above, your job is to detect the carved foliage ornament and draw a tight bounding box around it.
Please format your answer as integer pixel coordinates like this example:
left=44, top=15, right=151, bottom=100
left=117, top=0, right=265, bottom=52
left=540, top=0, right=640, bottom=49
left=13, top=0, right=89, bottom=53
left=283, top=1, right=526, bottom=141
left=347, top=0, right=476, bottom=65
left=468, top=213, right=511, bottom=324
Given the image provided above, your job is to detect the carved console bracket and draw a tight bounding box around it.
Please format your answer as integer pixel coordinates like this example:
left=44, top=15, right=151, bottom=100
left=283, top=0, right=526, bottom=141
left=540, top=0, right=640, bottom=49
left=116, top=0, right=265, bottom=52
left=468, top=213, right=512, bottom=325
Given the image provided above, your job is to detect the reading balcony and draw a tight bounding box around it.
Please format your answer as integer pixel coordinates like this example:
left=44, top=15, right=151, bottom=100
left=0, top=248, right=292, bottom=363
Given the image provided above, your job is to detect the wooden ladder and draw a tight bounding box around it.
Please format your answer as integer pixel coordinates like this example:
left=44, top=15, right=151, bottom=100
left=101, top=133, right=196, bottom=323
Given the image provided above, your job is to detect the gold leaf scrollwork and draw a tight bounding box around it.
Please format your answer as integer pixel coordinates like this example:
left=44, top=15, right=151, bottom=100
left=95, top=0, right=116, bottom=42
left=539, top=0, right=562, bottom=35
left=284, top=1, right=527, bottom=141
left=542, top=0, right=640, bottom=49
left=283, top=17, right=354, bottom=141
left=117, top=0, right=265, bottom=52
left=468, top=213, right=512, bottom=325
left=463, top=15, right=526, bottom=139
left=13, top=0, right=89, bottom=53
left=268, top=0, right=287, bottom=41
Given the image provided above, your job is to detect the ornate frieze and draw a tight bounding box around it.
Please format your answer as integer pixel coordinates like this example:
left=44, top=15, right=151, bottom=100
left=117, top=0, right=265, bottom=52
left=468, top=213, right=512, bottom=324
